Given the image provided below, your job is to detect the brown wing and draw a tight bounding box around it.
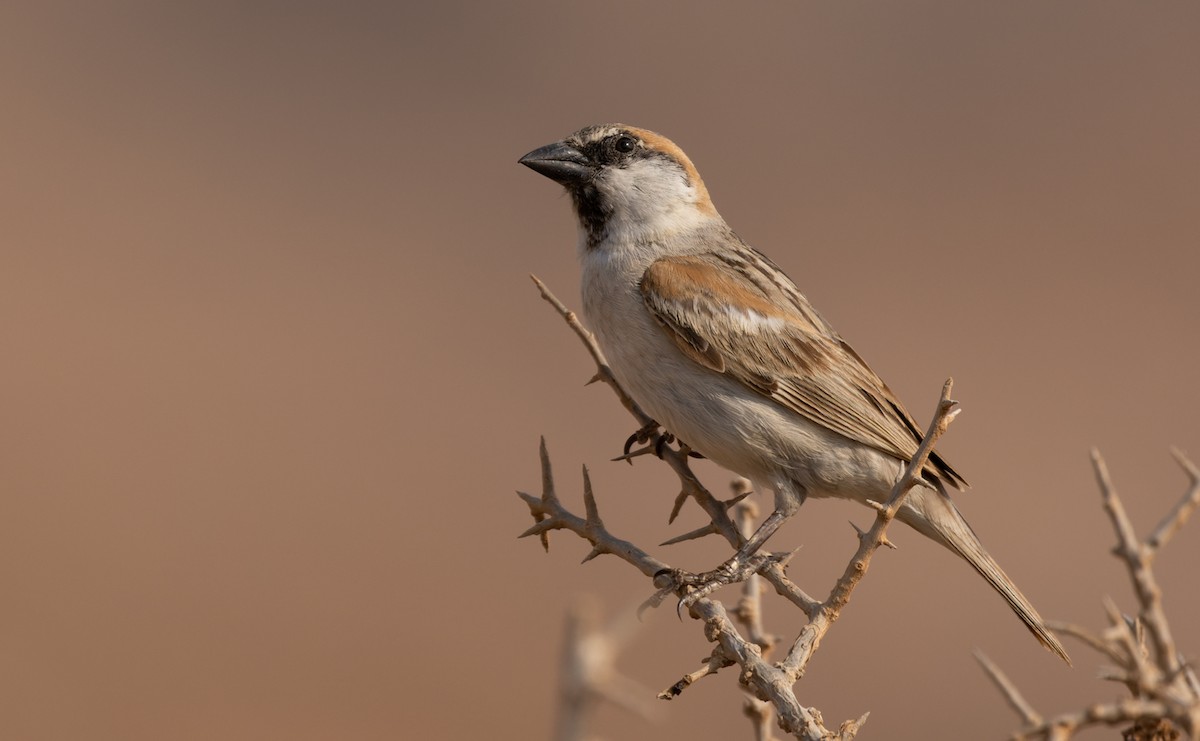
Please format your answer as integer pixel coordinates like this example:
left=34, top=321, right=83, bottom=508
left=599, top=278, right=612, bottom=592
left=639, top=253, right=966, bottom=489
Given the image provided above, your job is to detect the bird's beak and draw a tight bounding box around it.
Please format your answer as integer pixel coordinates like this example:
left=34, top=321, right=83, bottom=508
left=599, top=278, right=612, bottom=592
left=518, top=141, right=592, bottom=185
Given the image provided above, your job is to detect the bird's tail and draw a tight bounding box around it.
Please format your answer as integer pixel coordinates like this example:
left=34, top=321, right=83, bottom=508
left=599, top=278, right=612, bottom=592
left=897, top=486, right=1072, bottom=665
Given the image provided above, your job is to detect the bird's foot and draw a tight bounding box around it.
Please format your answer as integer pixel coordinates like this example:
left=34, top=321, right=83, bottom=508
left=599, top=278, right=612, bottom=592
left=616, top=421, right=705, bottom=464
left=655, top=552, right=780, bottom=616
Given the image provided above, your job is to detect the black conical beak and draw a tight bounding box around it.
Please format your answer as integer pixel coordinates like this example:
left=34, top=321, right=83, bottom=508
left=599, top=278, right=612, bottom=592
left=518, top=141, right=592, bottom=185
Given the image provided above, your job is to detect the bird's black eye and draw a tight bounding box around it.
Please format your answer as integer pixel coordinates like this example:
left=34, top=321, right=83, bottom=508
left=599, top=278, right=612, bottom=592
left=614, top=136, right=636, bottom=154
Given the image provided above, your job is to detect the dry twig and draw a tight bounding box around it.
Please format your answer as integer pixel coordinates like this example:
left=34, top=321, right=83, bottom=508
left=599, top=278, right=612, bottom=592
left=980, top=450, right=1200, bottom=740
left=518, top=277, right=962, bottom=739
left=732, top=494, right=782, bottom=741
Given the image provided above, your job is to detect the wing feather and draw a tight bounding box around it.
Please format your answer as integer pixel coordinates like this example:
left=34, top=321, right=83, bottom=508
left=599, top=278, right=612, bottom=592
left=639, top=253, right=966, bottom=489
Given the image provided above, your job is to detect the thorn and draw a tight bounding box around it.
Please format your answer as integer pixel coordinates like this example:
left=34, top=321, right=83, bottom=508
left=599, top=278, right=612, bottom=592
left=585, top=373, right=603, bottom=386
left=581, top=546, right=604, bottom=564
left=532, top=438, right=559, bottom=551
left=637, top=584, right=673, bottom=621
left=518, top=519, right=555, bottom=540
left=516, top=491, right=552, bottom=550
left=723, top=490, right=753, bottom=509
left=661, top=523, right=719, bottom=546
left=764, top=549, right=793, bottom=566
left=864, top=499, right=886, bottom=513
left=612, top=445, right=655, bottom=464
left=538, top=437, right=559, bottom=505
left=775, top=546, right=803, bottom=569
left=850, top=519, right=893, bottom=548
left=582, top=465, right=602, bottom=526
left=668, top=489, right=688, bottom=524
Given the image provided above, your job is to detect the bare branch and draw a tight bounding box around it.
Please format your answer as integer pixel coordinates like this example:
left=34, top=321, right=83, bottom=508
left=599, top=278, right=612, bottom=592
left=780, top=379, right=959, bottom=682
left=532, top=274, right=653, bottom=428
left=1146, top=448, right=1200, bottom=554
left=1006, top=698, right=1174, bottom=741
left=517, top=440, right=670, bottom=579
left=732, top=495, right=776, bottom=654
left=1044, top=620, right=1125, bottom=664
left=523, top=439, right=863, bottom=738
left=1093, top=450, right=1181, bottom=677
left=974, top=650, right=1043, bottom=727
left=658, top=648, right=735, bottom=700
left=828, top=379, right=958, bottom=613
left=983, top=451, right=1199, bottom=740
left=732, top=494, right=782, bottom=741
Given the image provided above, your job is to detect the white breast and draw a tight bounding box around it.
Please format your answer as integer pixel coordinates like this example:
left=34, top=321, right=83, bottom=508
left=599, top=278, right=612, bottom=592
left=578, top=241, right=793, bottom=479
left=577, top=236, right=904, bottom=505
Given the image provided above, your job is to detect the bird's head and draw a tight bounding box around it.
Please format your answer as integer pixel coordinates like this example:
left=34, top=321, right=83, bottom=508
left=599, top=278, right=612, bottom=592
left=519, top=124, right=719, bottom=248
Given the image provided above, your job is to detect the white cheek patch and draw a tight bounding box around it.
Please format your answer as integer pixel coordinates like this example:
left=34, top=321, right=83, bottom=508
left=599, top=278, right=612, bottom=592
left=600, top=159, right=708, bottom=239
left=618, top=159, right=693, bottom=203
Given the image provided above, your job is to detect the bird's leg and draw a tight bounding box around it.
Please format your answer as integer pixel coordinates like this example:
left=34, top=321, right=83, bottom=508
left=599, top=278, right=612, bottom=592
left=666, top=498, right=801, bottom=611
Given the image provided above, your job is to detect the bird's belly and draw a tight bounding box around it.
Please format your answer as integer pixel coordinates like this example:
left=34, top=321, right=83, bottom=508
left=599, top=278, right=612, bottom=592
left=583, top=288, right=900, bottom=499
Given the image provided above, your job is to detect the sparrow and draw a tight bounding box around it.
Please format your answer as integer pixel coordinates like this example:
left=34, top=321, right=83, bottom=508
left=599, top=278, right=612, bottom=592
left=519, top=124, right=1070, bottom=663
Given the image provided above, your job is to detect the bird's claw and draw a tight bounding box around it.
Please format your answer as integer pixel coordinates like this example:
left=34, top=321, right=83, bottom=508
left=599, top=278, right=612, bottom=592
left=619, top=421, right=706, bottom=464
left=622, top=421, right=668, bottom=461
left=637, top=580, right=675, bottom=621
left=652, top=555, right=776, bottom=618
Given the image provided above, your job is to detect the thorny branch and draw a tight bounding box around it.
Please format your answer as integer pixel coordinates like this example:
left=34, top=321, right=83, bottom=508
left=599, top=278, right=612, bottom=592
left=518, top=276, right=961, bottom=739
left=978, top=450, right=1200, bottom=740
left=732, top=495, right=782, bottom=741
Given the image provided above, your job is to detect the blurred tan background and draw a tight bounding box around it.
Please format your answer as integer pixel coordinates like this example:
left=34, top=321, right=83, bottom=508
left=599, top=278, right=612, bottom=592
left=1, top=2, right=1197, bottom=739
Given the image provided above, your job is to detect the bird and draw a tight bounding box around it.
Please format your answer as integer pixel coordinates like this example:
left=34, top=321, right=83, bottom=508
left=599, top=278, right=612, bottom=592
left=519, top=124, right=1070, bottom=663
